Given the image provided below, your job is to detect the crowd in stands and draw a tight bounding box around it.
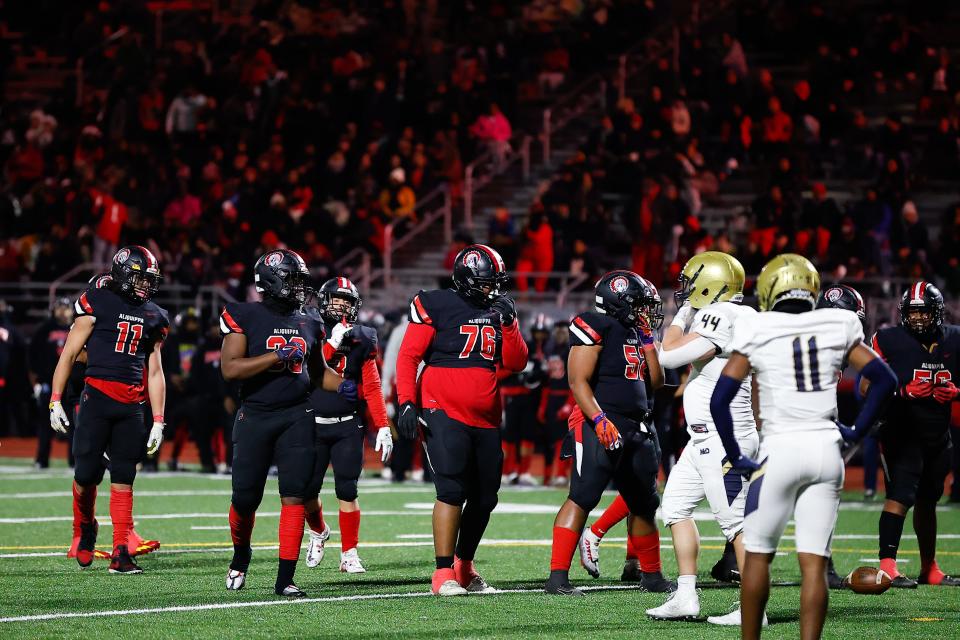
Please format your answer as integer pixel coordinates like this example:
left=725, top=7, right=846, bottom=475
left=0, top=0, right=667, bottom=291
left=490, top=2, right=960, bottom=298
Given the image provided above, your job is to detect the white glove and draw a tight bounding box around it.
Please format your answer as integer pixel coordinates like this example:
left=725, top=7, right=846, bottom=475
left=671, top=303, right=695, bottom=330
left=327, top=320, right=353, bottom=351
left=49, top=400, right=70, bottom=433
left=146, top=422, right=165, bottom=455
left=374, top=426, right=394, bottom=463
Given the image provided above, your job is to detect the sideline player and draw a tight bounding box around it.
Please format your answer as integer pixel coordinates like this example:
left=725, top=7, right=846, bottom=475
left=220, top=250, right=352, bottom=597
left=710, top=254, right=897, bottom=640
left=303, top=277, right=393, bottom=574
left=635, top=252, right=760, bottom=624
left=395, top=244, right=528, bottom=595
left=49, top=247, right=169, bottom=574
left=545, top=271, right=670, bottom=596
left=869, top=281, right=960, bottom=587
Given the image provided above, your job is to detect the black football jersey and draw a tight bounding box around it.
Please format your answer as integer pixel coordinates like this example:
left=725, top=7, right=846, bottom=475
left=74, top=287, right=169, bottom=385
left=545, top=341, right=570, bottom=392
left=28, top=319, right=71, bottom=384
left=219, top=302, right=325, bottom=410
left=310, top=321, right=378, bottom=417
left=568, top=311, right=650, bottom=416
left=873, top=324, right=960, bottom=443
left=409, top=289, right=504, bottom=370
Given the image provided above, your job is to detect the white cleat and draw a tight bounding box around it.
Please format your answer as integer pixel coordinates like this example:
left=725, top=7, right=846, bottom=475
left=578, top=528, right=601, bottom=578
left=305, top=523, right=331, bottom=568
left=550, top=476, right=568, bottom=487
left=707, top=605, right=768, bottom=626
left=339, top=548, right=367, bottom=574
left=436, top=580, right=469, bottom=596
left=646, top=590, right=701, bottom=620
left=517, top=473, right=537, bottom=486
left=226, top=569, right=246, bottom=590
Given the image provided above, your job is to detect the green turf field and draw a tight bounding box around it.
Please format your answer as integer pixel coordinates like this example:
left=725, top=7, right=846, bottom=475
left=0, top=458, right=957, bottom=639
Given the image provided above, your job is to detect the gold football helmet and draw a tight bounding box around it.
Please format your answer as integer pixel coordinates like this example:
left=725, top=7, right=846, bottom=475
left=675, top=251, right=746, bottom=309
left=756, top=253, right=820, bottom=312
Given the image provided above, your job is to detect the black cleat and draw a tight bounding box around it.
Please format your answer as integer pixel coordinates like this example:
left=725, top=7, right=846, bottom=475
left=639, top=571, right=677, bottom=593
left=77, top=520, right=99, bottom=569
left=621, top=558, right=642, bottom=582
left=918, top=573, right=960, bottom=586
left=890, top=575, right=918, bottom=589
left=108, top=545, right=143, bottom=574
left=827, top=558, right=846, bottom=590
left=710, top=543, right=740, bottom=583
left=275, top=583, right=307, bottom=597
left=545, top=570, right=585, bottom=596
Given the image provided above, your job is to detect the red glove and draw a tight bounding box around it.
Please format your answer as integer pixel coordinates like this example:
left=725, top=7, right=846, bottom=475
left=592, top=412, right=622, bottom=450
left=933, top=380, right=959, bottom=404
left=902, top=378, right=934, bottom=399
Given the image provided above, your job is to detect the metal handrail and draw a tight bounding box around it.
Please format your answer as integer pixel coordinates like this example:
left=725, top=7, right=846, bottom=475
left=463, top=134, right=531, bottom=229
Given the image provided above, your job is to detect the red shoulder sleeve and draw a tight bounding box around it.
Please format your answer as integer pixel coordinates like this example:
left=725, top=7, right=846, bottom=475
left=397, top=322, right=436, bottom=405
left=219, top=305, right=244, bottom=335
left=570, top=315, right=603, bottom=346
left=500, top=320, right=529, bottom=372
left=408, top=293, right=434, bottom=326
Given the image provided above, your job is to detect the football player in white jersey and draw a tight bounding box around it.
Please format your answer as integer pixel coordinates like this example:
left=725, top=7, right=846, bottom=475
left=641, top=252, right=762, bottom=624
left=710, top=254, right=897, bottom=640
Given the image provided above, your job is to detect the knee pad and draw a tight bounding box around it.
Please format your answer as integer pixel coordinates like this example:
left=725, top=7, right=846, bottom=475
left=108, top=460, right=138, bottom=486
left=334, top=477, right=359, bottom=503
left=231, top=489, right=263, bottom=515
left=435, top=474, right=467, bottom=507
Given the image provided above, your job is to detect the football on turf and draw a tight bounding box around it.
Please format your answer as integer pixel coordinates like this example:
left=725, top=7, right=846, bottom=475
left=846, top=567, right=892, bottom=594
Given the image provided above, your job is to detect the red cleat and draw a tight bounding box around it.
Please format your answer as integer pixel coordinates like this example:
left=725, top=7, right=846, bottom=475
left=453, top=557, right=494, bottom=593
left=431, top=568, right=467, bottom=596
left=128, top=528, right=160, bottom=556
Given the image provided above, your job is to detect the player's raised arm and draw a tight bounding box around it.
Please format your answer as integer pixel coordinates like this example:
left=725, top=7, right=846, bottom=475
left=497, top=298, right=529, bottom=372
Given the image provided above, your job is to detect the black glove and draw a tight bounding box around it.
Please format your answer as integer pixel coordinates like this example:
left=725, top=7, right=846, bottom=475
left=490, top=295, right=517, bottom=325
left=337, top=379, right=358, bottom=403
left=396, top=401, right=420, bottom=440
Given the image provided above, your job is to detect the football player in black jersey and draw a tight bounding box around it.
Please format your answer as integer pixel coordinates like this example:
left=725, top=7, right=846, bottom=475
left=49, top=246, right=169, bottom=574
left=31, top=297, right=74, bottom=468
left=539, top=318, right=573, bottom=487
left=302, top=277, right=392, bottom=575
left=545, top=270, right=669, bottom=596
left=867, top=281, right=960, bottom=587
left=396, top=244, right=529, bottom=595
left=220, top=250, right=354, bottom=597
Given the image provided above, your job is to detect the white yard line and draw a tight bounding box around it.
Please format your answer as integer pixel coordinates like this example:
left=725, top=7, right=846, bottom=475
left=0, top=584, right=654, bottom=623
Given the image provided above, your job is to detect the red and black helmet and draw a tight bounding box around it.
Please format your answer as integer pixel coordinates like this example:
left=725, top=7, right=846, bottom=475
left=110, top=246, right=161, bottom=303
left=254, top=249, right=311, bottom=306
left=595, top=270, right=663, bottom=330
left=452, top=244, right=508, bottom=306
left=318, top=276, right=362, bottom=323
left=899, top=281, right=944, bottom=337
left=817, top=284, right=866, bottom=323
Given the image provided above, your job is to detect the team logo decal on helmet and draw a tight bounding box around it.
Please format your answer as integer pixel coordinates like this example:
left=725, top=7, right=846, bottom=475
left=610, top=276, right=629, bottom=293
left=115, top=248, right=130, bottom=264
left=265, top=251, right=284, bottom=267
left=463, top=251, right=483, bottom=269
left=824, top=287, right=844, bottom=303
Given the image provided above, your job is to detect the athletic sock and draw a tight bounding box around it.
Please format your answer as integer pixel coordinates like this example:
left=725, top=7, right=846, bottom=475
left=339, top=509, right=360, bottom=553
left=878, top=510, right=905, bottom=575
left=455, top=502, right=492, bottom=561
left=630, top=530, right=662, bottom=573
left=73, top=482, right=96, bottom=529
left=436, top=555, right=454, bottom=570
left=626, top=535, right=639, bottom=560
left=276, top=559, right=297, bottom=590
left=110, top=487, right=133, bottom=554
left=502, top=442, right=517, bottom=476
left=590, top=494, right=630, bottom=537
left=677, top=574, right=697, bottom=595
left=920, top=560, right=947, bottom=584
left=278, top=504, right=305, bottom=562
left=229, top=504, right=256, bottom=547
left=550, top=526, right=579, bottom=571
left=305, top=507, right=326, bottom=535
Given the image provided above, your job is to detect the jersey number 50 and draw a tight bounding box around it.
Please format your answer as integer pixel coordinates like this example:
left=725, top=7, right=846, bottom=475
left=267, top=336, right=308, bottom=373
left=460, top=325, right=496, bottom=361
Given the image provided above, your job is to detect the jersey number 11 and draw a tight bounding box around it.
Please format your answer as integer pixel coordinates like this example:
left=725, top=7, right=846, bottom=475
left=792, top=336, right=822, bottom=392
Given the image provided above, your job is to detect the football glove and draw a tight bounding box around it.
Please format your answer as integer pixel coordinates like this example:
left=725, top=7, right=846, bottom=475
left=835, top=421, right=858, bottom=443
left=902, top=378, right=934, bottom=399
left=491, top=295, right=517, bottom=325
left=933, top=380, right=959, bottom=404
left=146, top=422, right=165, bottom=455
left=275, top=343, right=305, bottom=363
left=728, top=454, right=761, bottom=479
left=49, top=400, right=69, bottom=433
left=396, top=401, right=419, bottom=440
left=327, top=319, right=353, bottom=352
left=591, top=412, right=622, bottom=450
left=636, top=315, right=656, bottom=347
left=375, top=426, right=394, bottom=462
left=670, top=303, right=695, bottom=330
left=337, top=379, right=358, bottom=403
